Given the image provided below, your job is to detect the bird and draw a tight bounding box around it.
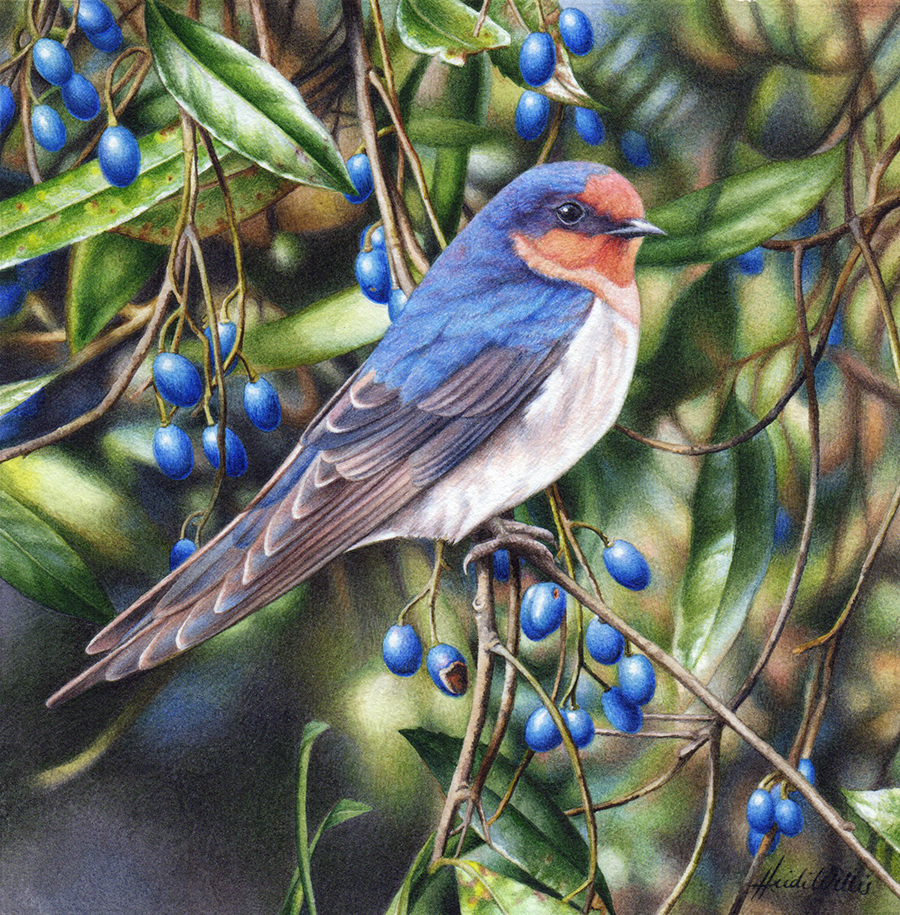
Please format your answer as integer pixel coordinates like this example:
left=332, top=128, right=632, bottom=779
left=47, top=160, right=663, bottom=707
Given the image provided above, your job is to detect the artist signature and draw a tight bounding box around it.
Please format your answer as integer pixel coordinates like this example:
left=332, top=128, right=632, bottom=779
left=748, top=856, right=873, bottom=900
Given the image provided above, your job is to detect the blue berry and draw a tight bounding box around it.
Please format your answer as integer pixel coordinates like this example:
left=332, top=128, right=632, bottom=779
left=585, top=618, right=624, bottom=665
left=205, top=321, right=239, bottom=375
left=558, top=8, right=595, bottom=56
left=603, top=540, right=650, bottom=590
left=0, top=281, right=26, bottom=319
left=0, top=85, right=15, bottom=132
left=426, top=643, right=468, bottom=697
left=574, top=107, right=604, bottom=145
left=31, top=105, right=66, bottom=152
left=243, top=377, right=281, bottom=432
left=360, top=224, right=385, bottom=250
left=746, top=788, right=775, bottom=833
left=736, top=247, right=764, bottom=276
left=382, top=624, right=423, bottom=676
left=775, top=797, right=803, bottom=836
left=519, top=32, right=555, bottom=87
left=520, top=581, right=566, bottom=641
left=87, top=21, right=123, bottom=53
left=202, top=426, right=248, bottom=477
left=564, top=707, right=594, bottom=749
left=169, top=538, right=197, bottom=571
left=153, top=425, right=194, bottom=479
left=16, top=253, right=53, bottom=291
left=388, top=287, right=407, bottom=321
left=356, top=248, right=390, bottom=303
left=32, top=39, right=74, bottom=86
left=748, top=827, right=779, bottom=857
left=515, top=91, right=550, bottom=141
left=492, top=549, right=510, bottom=583
left=61, top=74, right=101, bottom=121
left=344, top=153, right=373, bottom=204
left=98, top=125, right=141, bottom=187
left=76, top=0, right=116, bottom=34
left=617, top=654, right=655, bottom=705
left=601, top=687, right=642, bottom=733
left=153, top=352, right=203, bottom=408
left=620, top=130, right=652, bottom=169
left=525, top=706, right=562, bottom=752
left=797, top=758, right=815, bottom=786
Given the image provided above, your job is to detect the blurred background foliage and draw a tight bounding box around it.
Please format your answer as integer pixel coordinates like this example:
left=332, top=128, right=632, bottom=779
left=3, top=0, right=900, bottom=912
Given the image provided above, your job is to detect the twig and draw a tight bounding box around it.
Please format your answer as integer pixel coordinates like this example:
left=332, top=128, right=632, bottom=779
left=248, top=0, right=274, bottom=65
left=431, top=556, right=497, bottom=863
left=654, top=727, right=721, bottom=915
left=521, top=551, right=900, bottom=899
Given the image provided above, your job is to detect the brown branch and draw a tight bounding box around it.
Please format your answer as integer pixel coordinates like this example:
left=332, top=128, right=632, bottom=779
left=431, top=556, right=497, bottom=864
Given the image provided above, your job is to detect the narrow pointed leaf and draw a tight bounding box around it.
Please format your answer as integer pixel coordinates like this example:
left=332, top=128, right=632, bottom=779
left=116, top=163, right=291, bottom=244
left=638, top=145, right=844, bottom=266
left=396, top=0, right=510, bottom=66
left=385, top=834, right=437, bottom=915
left=673, top=396, right=776, bottom=682
left=310, top=799, right=373, bottom=857
left=67, top=234, right=165, bottom=352
left=242, top=287, right=391, bottom=369
left=0, top=489, right=113, bottom=623
left=291, top=721, right=330, bottom=915
left=843, top=788, right=900, bottom=854
left=0, top=125, right=223, bottom=270
left=144, top=0, right=353, bottom=194
left=401, top=728, right=615, bottom=913
left=454, top=861, right=579, bottom=915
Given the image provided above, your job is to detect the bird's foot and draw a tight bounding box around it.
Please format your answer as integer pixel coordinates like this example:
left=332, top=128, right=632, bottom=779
left=463, top=516, right=556, bottom=574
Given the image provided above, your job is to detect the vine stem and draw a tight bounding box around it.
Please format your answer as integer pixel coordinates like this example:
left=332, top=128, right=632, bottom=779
left=342, top=0, right=416, bottom=295
left=654, top=727, right=721, bottom=915
left=430, top=556, right=497, bottom=864
left=521, top=551, right=900, bottom=900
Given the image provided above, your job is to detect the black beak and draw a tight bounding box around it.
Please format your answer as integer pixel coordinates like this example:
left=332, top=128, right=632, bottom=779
left=607, top=217, right=666, bottom=239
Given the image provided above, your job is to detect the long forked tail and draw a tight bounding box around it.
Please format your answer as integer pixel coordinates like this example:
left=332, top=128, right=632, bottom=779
left=46, top=443, right=415, bottom=707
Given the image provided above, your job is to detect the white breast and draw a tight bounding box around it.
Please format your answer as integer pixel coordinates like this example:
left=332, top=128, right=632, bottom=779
left=369, top=287, right=640, bottom=544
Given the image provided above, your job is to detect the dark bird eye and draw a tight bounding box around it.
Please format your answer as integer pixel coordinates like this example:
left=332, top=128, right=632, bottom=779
left=555, top=201, right=585, bottom=225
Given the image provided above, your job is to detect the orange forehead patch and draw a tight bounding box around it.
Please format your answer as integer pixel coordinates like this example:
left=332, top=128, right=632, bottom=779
left=577, top=172, right=644, bottom=222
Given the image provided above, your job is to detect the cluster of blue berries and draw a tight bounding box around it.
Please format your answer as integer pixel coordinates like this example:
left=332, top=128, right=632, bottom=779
left=513, top=9, right=652, bottom=169
left=74, top=0, right=124, bottom=53
left=746, top=759, right=815, bottom=855
left=2, top=4, right=141, bottom=187
left=343, top=154, right=407, bottom=320
left=150, top=322, right=282, bottom=566
left=382, top=624, right=469, bottom=698
left=0, top=252, right=53, bottom=320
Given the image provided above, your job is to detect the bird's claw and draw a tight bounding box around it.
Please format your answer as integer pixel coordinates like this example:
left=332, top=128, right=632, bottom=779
left=463, top=517, right=557, bottom=574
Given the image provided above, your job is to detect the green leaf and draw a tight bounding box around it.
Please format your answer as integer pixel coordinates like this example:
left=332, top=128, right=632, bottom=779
left=673, top=396, right=777, bottom=682
left=385, top=834, right=437, bottom=915
left=396, top=0, right=511, bottom=66
left=0, top=125, right=219, bottom=270
left=401, top=728, right=614, bottom=913
left=144, top=0, right=353, bottom=194
left=292, top=721, right=330, bottom=915
left=310, top=799, right=373, bottom=857
left=115, top=162, right=291, bottom=245
left=454, top=860, right=579, bottom=915
left=67, top=234, right=165, bottom=352
left=407, top=117, right=494, bottom=149
left=242, top=287, right=391, bottom=369
left=844, top=788, right=900, bottom=854
left=428, top=55, right=491, bottom=244
left=635, top=263, right=738, bottom=414
left=638, top=145, right=844, bottom=266
left=0, top=373, right=58, bottom=418
left=0, top=489, right=113, bottom=623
